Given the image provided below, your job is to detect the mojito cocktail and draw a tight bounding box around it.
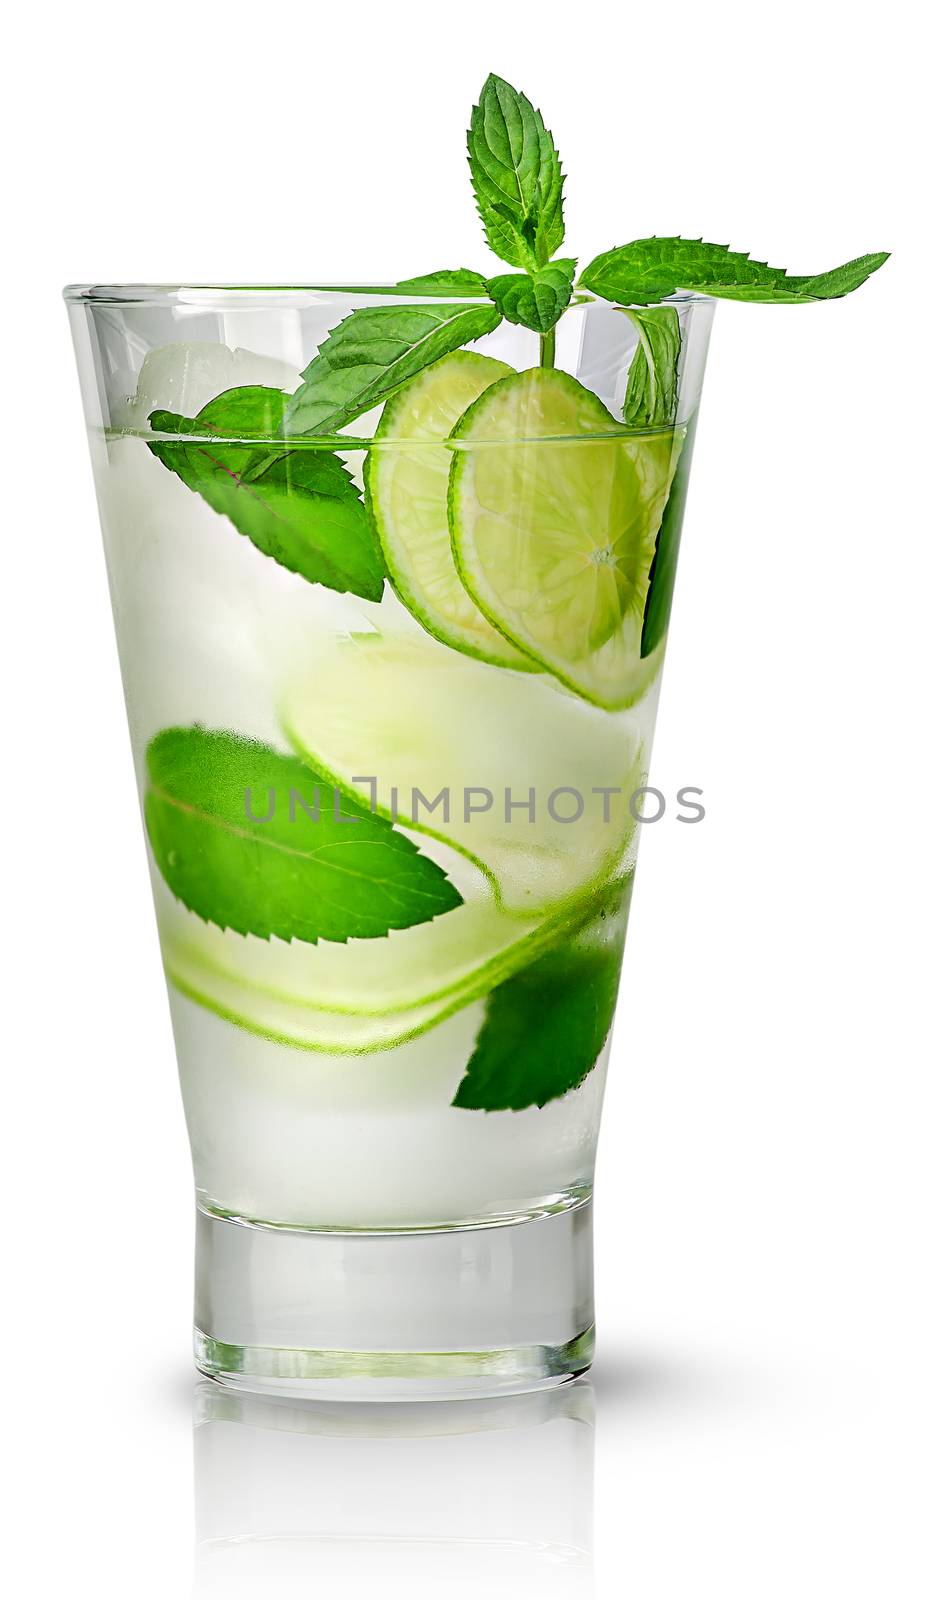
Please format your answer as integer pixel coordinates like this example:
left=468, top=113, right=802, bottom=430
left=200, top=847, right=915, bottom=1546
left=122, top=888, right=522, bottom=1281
left=66, top=75, right=885, bottom=1397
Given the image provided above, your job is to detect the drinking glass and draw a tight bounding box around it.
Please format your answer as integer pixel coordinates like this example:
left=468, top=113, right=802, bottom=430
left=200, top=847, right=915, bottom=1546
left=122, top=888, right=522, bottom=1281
left=66, top=284, right=713, bottom=1397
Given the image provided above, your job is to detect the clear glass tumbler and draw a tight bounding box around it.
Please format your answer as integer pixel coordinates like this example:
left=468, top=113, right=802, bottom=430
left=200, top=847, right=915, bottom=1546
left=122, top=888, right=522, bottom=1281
left=66, top=283, right=713, bottom=1398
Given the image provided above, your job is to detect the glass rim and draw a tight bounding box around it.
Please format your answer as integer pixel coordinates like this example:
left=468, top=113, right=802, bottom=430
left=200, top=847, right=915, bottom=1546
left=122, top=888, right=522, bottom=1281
left=63, top=282, right=711, bottom=309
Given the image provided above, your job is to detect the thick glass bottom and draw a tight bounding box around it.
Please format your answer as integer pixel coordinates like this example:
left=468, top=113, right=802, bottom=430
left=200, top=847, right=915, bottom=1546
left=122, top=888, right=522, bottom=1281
left=194, top=1197, right=594, bottom=1401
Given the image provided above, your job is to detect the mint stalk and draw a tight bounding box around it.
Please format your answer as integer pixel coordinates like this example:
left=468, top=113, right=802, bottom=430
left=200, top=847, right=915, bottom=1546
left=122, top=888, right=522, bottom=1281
left=145, top=727, right=462, bottom=945
left=580, top=238, right=889, bottom=307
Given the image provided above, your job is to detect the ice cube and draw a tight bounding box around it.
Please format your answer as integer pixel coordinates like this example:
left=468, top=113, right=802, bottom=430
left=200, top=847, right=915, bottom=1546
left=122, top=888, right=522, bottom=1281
left=118, top=342, right=301, bottom=429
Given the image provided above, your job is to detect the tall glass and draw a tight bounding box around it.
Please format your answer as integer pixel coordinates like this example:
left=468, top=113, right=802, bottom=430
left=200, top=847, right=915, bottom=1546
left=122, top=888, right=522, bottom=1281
left=66, top=284, right=713, bottom=1397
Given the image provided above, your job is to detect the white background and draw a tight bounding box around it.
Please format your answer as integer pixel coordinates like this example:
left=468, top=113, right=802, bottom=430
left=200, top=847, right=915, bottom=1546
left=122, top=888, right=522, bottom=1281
left=4, top=2, right=939, bottom=1595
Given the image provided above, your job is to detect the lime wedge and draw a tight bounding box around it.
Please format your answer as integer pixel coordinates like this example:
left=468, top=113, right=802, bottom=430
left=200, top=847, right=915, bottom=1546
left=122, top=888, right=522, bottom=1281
left=365, top=352, right=533, bottom=670
left=281, top=630, right=644, bottom=917
left=448, top=368, right=680, bottom=709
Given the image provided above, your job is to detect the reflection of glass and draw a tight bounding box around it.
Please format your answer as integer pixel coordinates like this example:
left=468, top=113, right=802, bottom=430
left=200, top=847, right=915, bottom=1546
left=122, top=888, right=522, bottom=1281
left=193, top=1378, right=595, bottom=1599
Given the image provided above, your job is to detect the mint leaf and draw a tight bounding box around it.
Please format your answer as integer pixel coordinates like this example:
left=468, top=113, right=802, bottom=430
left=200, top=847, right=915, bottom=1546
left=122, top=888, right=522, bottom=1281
left=622, top=307, right=681, bottom=428
left=452, top=934, right=623, bottom=1112
left=148, top=387, right=385, bottom=601
left=467, top=74, right=565, bottom=270
left=145, top=727, right=462, bottom=945
left=394, top=269, right=489, bottom=296
left=580, top=238, right=889, bottom=306
left=640, top=414, right=698, bottom=657
left=283, top=303, right=501, bottom=435
left=487, top=258, right=576, bottom=334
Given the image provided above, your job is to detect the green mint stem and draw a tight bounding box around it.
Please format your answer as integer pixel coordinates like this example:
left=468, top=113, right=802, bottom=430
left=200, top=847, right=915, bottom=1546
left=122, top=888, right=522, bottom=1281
left=539, top=328, right=556, bottom=368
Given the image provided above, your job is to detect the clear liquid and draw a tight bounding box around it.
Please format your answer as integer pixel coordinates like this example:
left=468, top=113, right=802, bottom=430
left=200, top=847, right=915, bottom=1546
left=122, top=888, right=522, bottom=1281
left=90, top=387, right=659, bottom=1227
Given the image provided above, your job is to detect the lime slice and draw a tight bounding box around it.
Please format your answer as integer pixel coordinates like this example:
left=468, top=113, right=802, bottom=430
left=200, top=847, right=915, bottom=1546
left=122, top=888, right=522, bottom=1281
left=365, top=352, right=532, bottom=670
left=168, top=985, right=489, bottom=1098
left=165, top=953, right=459, bottom=1054
left=281, top=630, right=644, bottom=917
left=156, top=838, right=628, bottom=1053
left=449, top=368, right=680, bottom=709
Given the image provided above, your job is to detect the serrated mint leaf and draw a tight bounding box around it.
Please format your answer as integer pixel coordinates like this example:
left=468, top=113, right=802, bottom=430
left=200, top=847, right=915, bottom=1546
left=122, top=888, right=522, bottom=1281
left=283, top=303, right=501, bottom=435
left=394, top=269, right=489, bottom=296
left=487, top=258, right=576, bottom=334
left=640, top=414, right=698, bottom=657
left=621, top=307, right=681, bottom=428
left=452, top=934, right=622, bottom=1112
left=580, top=238, right=890, bottom=307
left=148, top=387, right=385, bottom=601
left=467, top=74, right=565, bottom=270
left=145, top=727, right=462, bottom=945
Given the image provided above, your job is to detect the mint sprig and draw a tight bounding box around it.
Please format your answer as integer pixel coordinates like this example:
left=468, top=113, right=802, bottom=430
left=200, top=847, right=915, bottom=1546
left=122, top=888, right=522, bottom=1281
left=467, top=74, right=565, bottom=272
left=487, top=258, right=577, bottom=335
left=284, top=302, right=500, bottom=434
left=148, top=387, right=385, bottom=601
left=466, top=75, right=572, bottom=358
left=145, top=727, right=462, bottom=945
left=580, top=238, right=889, bottom=307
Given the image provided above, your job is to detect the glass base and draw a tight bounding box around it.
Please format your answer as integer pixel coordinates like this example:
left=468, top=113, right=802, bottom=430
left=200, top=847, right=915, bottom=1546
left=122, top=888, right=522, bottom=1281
left=194, top=1198, right=594, bottom=1401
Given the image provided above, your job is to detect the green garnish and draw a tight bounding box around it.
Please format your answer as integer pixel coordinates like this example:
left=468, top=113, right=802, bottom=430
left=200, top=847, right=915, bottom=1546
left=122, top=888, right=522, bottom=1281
left=579, top=237, right=890, bottom=307
left=486, top=258, right=577, bottom=336
left=461, top=75, right=886, bottom=361
left=146, top=70, right=888, bottom=609
left=144, top=727, right=462, bottom=945
left=137, top=72, right=889, bottom=1105
left=639, top=419, right=699, bottom=658
left=283, top=302, right=500, bottom=435
left=466, top=75, right=565, bottom=274
left=448, top=367, right=673, bottom=709
left=452, top=906, right=627, bottom=1111
left=393, top=269, right=489, bottom=297
left=621, top=308, right=682, bottom=429
left=148, top=386, right=385, bottom=600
